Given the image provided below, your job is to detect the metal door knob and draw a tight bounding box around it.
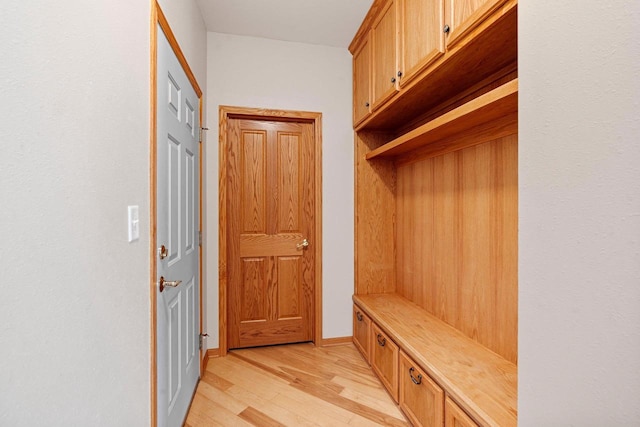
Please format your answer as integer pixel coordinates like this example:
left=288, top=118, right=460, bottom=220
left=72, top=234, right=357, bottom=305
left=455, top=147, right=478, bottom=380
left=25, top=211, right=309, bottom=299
left=296, top=239, right=310, bottom=250
left=159, top=276, right=182, bottom=292
left=158, top=245, right=168, bottom=260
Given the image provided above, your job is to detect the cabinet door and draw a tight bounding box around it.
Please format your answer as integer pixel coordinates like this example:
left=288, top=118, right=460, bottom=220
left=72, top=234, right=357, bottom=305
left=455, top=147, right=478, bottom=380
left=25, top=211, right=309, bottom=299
left=353, top=34, right=371, bottom=126
left=371, top=323, right=399, bottom=401
left=353, top=305, right=371, bottom=363
left=399, top=0, right=445, bottom=88
left=371, top=0, right=399, bottom=111
left=445, top=396, right=479, bottom=427
left=444, top=0, right=508, bottom=47
left=399, top=352, right=444, bottom=427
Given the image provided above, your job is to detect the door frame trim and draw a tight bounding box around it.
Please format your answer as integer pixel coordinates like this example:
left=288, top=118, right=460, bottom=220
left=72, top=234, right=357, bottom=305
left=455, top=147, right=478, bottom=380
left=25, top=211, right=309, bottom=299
left=218, top=106, right=323, bottom=356
left=150, top=2, right=204, bottom=426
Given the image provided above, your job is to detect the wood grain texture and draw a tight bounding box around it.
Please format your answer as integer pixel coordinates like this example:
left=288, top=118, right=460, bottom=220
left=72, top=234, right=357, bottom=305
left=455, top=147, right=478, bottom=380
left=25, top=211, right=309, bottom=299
left=399, top=351, right=444, bottom=427
left=354, top=294, right=517, bottom=427
left=354, top=0, right=516, bottom=131
left=354, top=131, right=396, bottom=295
left=353, top=305, right=371, bottom=364
left=399, top=0, right=445, bottom=88
left=371, top=323, right=399, bottom=402
left=220, top=107, right=323, bottom=351
left=367, top=79, right=517, bottom=159
left=371, top=0, right=399, bottom=111
left=227, top=119, right=314, bottom=349
left=353, top=34, right=372, bottom=126
left=445, top=396, right=480, bottom=427
left=445, top=0, right=509, bottom=48
left=185, top=343, right=409, bottom=426
left=396, top=135, right=518, bottom=363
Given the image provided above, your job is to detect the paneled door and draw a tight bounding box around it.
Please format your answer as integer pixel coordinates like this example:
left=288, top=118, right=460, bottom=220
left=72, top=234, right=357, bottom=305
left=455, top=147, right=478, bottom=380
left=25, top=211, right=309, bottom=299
left=156, top=26, right=200, bottom=427
left=226, top=118, right=315, bottom=349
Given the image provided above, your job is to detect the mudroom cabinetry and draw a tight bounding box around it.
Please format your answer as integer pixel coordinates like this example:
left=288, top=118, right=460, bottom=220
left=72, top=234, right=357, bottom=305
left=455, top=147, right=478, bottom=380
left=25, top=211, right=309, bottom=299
left=350, top=0, right=518, bottom=426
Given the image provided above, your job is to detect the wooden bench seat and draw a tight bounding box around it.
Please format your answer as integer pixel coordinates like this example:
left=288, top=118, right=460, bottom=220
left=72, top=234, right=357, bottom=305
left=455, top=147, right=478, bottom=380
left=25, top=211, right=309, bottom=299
left=353, top=293, right=517, bottom=427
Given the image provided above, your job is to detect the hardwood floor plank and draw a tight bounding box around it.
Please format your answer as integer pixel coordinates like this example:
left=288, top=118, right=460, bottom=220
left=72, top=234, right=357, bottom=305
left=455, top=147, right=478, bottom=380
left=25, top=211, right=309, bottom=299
left=186, top=343, right=408, bottom=426
left=239, top=407, right=287, bottom=427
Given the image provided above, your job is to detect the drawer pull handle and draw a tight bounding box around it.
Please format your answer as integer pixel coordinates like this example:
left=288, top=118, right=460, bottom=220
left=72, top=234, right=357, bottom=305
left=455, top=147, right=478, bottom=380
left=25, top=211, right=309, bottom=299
left=409, top=367, right=423, bottom=385
left=376, top=334, right=386, bottom=347
left=356, top=311, right=364, bottom=322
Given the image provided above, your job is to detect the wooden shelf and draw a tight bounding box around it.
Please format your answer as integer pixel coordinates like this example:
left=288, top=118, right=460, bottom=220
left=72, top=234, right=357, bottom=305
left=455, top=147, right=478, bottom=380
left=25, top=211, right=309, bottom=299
left=354, top=293, right=517, bottom=427
left=366, top=79, right=518, bottom=160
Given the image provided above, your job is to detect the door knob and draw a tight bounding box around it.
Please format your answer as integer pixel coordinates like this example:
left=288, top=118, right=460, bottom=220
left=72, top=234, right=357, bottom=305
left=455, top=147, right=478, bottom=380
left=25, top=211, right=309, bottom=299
left=159, top=276, right=182, bottom=292
left=296, top=238, right=310, bottom=250
left=158, top=245, right=168, bottom=260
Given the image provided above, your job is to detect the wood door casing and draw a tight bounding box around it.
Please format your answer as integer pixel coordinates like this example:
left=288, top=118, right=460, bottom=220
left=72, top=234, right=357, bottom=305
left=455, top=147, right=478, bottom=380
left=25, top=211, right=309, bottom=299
left=226, top=118, right=315, bottom=349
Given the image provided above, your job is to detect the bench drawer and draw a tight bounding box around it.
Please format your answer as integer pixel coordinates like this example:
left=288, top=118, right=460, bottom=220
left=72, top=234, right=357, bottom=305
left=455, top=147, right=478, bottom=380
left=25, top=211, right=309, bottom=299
left=399, top=351, right=444, bottom=427
left=353, top=304, right=371, bottom=363
left=371, top=323, right=399, bottom=402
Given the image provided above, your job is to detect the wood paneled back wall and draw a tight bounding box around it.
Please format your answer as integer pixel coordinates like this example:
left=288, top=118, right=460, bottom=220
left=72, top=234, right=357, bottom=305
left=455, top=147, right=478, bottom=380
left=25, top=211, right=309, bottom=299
left=396, top=135, right=518, bottom=363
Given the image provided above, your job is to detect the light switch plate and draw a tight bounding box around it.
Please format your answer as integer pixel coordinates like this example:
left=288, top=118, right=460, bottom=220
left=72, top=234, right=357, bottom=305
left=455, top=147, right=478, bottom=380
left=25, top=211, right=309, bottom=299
left=128, top=205, right=139, bottom=242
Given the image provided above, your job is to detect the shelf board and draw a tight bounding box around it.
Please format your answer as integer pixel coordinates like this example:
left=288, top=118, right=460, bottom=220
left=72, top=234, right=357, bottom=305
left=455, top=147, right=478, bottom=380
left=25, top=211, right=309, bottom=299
left=366, top=79, right=518, bottom=160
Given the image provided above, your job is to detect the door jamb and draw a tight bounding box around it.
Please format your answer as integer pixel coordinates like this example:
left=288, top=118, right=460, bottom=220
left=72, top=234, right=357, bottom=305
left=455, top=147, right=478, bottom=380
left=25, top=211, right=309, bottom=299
left=150, top=2, right=204, bottom=426
left=218, top=106, right=323, bottom=356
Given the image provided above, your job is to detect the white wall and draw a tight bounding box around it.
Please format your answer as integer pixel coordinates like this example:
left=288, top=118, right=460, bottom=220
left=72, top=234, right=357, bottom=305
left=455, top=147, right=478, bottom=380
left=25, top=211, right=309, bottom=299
left=0, top=0, right=206, bottom=425
left=519, top=1, right=640, bottom=424
left=204, top=32, right=354, bottom=348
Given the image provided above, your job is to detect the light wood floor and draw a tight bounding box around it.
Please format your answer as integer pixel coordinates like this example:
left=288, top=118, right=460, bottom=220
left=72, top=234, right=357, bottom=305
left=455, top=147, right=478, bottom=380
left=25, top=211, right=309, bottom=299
left=185, top=343, right=409, bottom=426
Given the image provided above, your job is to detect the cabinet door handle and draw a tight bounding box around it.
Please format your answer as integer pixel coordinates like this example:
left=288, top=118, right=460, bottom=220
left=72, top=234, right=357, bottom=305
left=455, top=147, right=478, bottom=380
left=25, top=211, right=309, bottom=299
left=365, top=102, right=370, bottom=107
left=443, top=24, right=451, bottom=34
left=356, top=311, right=364, bottom=321
left=376, top=333, right=386, bottom=346
left=397, top=71, right=403, bottom=77
left=391, top=77, right=396, bottom=83
left=409, top=367, right=423, bottom=385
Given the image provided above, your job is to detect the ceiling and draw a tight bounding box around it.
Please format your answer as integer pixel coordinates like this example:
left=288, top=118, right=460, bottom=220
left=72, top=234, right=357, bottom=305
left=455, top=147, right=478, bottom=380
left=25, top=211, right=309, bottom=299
left=196, top=0, right=374, bottom=49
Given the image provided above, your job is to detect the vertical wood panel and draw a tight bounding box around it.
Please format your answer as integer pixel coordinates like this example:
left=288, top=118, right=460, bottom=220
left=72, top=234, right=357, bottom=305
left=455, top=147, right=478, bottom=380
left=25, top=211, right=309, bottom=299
left=278, top=133, right=301, bottom=233
left=396, top=135, right=517, bottom=362
left=241, top=258, right=266, bottom=321
left=355, top=131, right=397, bottom=295
left=278, top=257, right=301, bottom=318
left=241, top=131, right=266, bottom=233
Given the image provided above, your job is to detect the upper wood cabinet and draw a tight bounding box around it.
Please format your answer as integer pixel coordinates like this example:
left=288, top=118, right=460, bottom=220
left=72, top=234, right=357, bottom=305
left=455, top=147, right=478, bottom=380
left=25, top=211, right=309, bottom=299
left=370, top=0, right=399, bottom=111
left=353, top=34, right=371, bottom=126
left=398, top=0, right=445, bottom=88
left=444, top=0, right=509, bottom=47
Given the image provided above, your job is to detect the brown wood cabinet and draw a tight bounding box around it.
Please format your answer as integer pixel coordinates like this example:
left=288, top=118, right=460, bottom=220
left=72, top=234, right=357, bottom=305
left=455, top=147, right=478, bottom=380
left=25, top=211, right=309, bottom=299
left=351, top=0, right=518, bottom=425
left=370, top=323, right=399, bottom=402
left=399, top=351, right=444, bottom=427
left=444, top=0, right=509, bottom=47
left=445, top=396, right=480, bottom=427
left=370, top=0, right=399, bottom=111
left=353, top=34, right=371, bottom=126
left=352, top=304, right=371, bottom=363
left=398, top=0, right=445, bottom=87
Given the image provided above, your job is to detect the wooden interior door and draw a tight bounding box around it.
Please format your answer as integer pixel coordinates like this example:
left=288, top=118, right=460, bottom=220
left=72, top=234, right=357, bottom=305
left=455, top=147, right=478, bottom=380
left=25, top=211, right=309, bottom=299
left=226, top=118, right=315, bottom=349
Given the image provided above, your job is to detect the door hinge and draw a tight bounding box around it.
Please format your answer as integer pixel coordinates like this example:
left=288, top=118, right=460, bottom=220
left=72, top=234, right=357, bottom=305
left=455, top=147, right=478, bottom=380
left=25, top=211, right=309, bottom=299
left=199, top=333, right=209, bottom=350
left=199, top=127, right=209, bottom=143
left=198, top=230, right=202, bottom=246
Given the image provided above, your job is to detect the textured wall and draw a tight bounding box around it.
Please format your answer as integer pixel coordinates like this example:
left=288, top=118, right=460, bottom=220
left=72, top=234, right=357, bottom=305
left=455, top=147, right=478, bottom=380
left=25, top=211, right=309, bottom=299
left=205, top=32, right=355, bottom=347
left=519, top=1, right=640, bottom=424
left=0, top=0, right=206, bottom=425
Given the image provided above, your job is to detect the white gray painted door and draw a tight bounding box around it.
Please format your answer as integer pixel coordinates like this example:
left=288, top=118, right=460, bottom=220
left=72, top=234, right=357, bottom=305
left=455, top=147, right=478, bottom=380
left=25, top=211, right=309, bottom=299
left=156, top=26, right=199, bottom=427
